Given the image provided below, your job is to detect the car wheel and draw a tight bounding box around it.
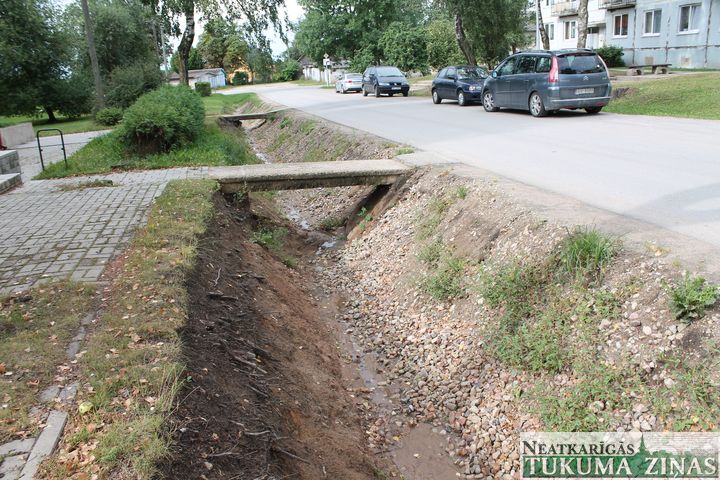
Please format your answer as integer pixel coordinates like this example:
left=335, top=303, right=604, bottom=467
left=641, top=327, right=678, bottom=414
left=402, top=91, right=408, bottom=97
left=585, top=107, right=602, bottom=114
left=375, top=84, right=381, bottom=98
left=483, top=90, right=499, bottom=112
left=432, top=89, right=441, bottom=104
left=457, top=90, right=467, bottom=106
left=529, top=92, right=547, bottom=117
left=363, top=86, right=368, bottom=97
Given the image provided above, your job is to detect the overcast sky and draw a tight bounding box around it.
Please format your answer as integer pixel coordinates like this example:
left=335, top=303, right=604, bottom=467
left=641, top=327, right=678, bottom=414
left=54, top=0, right=305, bottom=57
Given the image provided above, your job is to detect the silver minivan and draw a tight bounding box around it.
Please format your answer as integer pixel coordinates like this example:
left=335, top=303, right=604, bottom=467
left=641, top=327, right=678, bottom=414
left=482, top=49, right=612, bottom=117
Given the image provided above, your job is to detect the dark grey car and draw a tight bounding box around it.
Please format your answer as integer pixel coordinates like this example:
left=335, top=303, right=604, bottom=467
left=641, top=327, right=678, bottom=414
left=482, top=49, right=612, bottom=117
left=362, top=66, right=410, bottom=97
left=431, top=66, right=488, bottom=106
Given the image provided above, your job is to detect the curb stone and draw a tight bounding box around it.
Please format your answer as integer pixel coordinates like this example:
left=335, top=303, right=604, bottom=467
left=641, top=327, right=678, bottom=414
left=18, top=410, right=67, bottom=480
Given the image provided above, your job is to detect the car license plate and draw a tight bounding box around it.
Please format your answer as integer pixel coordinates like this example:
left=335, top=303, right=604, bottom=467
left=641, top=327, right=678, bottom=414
left=392, top=86, right=401, bottom=90
left=575, top=88, right=594, bottom=95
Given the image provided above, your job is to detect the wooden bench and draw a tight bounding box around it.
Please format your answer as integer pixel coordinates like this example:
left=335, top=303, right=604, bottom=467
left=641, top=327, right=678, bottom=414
left=627, top=63, right=671, bottom=76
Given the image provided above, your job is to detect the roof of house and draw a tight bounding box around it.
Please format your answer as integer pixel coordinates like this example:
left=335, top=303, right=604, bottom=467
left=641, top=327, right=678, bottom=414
left=168, top=68, right=226, bottom=81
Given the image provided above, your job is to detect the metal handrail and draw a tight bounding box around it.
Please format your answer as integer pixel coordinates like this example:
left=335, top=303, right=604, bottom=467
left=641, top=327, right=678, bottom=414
left=36, top=128, right=67, bottom=171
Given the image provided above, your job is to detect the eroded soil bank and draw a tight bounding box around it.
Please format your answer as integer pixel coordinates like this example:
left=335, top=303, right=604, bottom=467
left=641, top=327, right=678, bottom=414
left=159, top=193, right=395, bottom=479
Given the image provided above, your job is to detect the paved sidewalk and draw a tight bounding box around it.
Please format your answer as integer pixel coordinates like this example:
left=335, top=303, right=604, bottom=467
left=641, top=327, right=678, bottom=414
left=13, top=131, right=110, bottom=182
left=0, top=168, right=208, bottom=295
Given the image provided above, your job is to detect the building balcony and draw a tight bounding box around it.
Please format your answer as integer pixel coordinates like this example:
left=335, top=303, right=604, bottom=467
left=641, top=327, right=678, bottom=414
left=598, top=0, right=636, bottom=10
left=551, top=1, right=578, bottom=17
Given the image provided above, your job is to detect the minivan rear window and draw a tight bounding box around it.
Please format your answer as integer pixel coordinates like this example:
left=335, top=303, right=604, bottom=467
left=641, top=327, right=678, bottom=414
left=557, top=54, right=605, bottom=74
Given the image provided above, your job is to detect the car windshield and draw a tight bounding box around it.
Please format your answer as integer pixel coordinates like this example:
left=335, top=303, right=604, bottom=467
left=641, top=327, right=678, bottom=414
left=457, top=67, right=488, bottom=80
left=557, top=54, right=605, bottom=74
left=376, top=67, right=404, bottom=77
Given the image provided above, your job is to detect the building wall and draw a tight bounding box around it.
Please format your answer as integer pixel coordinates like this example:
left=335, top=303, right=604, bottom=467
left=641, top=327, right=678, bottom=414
left=539, top=0, right=720, bottom=68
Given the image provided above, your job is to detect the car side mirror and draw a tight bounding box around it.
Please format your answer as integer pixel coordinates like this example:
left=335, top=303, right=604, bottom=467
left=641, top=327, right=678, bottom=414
left=492, top=71, right=498, bottom=78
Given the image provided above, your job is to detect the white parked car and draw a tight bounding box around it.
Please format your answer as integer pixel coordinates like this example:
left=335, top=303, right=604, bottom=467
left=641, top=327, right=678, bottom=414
left=335, top=73, right=363, bottom=94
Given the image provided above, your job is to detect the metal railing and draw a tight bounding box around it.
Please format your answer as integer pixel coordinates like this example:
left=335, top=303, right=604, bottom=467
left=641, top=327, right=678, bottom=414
left=551, top=0, right=579, bottom=16
left=598, top=0, right=636, bottom=9
left=36, top=129, right=67, bottom=171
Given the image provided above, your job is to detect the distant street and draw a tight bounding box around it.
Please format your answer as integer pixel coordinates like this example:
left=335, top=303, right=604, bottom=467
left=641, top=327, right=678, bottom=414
left=223, top=83, right=720, bottom=248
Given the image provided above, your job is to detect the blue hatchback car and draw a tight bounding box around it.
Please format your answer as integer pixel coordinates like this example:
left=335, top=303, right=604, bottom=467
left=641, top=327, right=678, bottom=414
left=431, top=66, right=488, bottom=106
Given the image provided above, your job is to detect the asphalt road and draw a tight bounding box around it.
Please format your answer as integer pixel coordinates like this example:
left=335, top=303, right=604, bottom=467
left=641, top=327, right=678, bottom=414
left=224, top=84, right=720, bottom=247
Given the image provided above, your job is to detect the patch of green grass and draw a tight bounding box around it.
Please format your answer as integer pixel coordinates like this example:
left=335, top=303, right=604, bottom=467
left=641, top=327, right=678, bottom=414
left=249, top=226, right=298, bottom=268
left=662, top=274, right=718, bottom=321
left=302, top=146, right=327, bottom=162
left=292, top=78, right=325, bottom=86
left=299, top=120, right=317, bottom=135
left=279, top=117, right=292, bottom=129
left=421, top=256, right=465, bottom=300
left=0, top=114, right=110, bottom=135
left=455, top=185, right=468, bottom=199
left=417, top=237, right=445, bottom=267
left=36, top=122, right=257, bottom=179
left=415, top=196, right=453, bottom=240
left=606, top=73, right=720, bottom=120
left=409, top=87, right=431, bottom=97
left=395, top=146, right=414, bottom=156
left=202, top=92, right=260, bottom=116
left=559, top=227, right=617, bottom=281
left=0, top=282, right=95, bottom=442
left=320, top=216, right=345, bottom=231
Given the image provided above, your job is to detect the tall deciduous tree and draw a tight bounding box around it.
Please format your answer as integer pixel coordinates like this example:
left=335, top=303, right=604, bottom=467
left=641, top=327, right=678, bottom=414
left=0, top=0, right=92, bottom=120
left=162, top=0, right=285, bottom=85
left=577, top=0, right=589, bottom=48
left=80, top=0, right=104, bottom=109
left=442, top=0, right=531, bottom=67
left=425, top=18, right=466, bottom=70
left=197, top=18, right=249, bottom=71
left=537, top=0, right=550, bottom=49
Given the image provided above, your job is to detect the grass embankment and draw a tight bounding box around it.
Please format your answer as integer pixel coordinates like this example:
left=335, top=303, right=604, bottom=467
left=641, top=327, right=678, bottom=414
left=415, top=188, right=720, bottom=432
left=40, top=179, right=218, bottom=478
left=0, top=283, right=96, bottom=442
left=0, top=115, right=109, bottom=135
left=607, top=72, right=720, bottom=120
left=36, top=93, right=261, bottom=179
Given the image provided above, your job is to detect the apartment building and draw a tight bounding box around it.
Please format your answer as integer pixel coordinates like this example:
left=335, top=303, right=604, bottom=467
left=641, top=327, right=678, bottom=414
left=538, top=0, right=720, bottom=68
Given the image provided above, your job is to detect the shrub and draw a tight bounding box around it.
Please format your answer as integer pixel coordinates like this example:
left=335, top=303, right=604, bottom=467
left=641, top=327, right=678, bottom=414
left=95, top=107, right=124, bottom=126
left=195, top=82, right=212, bottom=97
left=595, top=45, right=625, bottom=68
left=232, top=71, right=249, bottom=85
left=119, top=86, right=204, bottom=155
left=663, top=274, right=718, bottom=321
left=421, top=257, right=465, bottom=300
left=105, top=62, right=164, bottom=109
left=276, top=59, right=301, bottom=82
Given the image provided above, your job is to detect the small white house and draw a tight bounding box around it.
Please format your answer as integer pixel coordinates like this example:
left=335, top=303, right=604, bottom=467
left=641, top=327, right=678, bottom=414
left=168, top=68, right=227, bottom=88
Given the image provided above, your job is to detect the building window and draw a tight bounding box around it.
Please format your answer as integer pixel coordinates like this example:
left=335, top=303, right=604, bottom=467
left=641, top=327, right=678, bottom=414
left=545, top=23, right=555, bottom=40
left=613, top=14, right=629, bottom=37
left=679, top=4, right=700, bottom=33
left=644, top=9, right=662, bottom=35
left=564, top=20, right=577, bottom=40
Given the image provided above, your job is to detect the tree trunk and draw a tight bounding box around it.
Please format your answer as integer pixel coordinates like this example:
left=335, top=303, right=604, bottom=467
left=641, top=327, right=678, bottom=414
left=45, top=107, right=57, bottom=123
left=178, top=0, right=195, bottom=86
left=454, top=13, right=477, bottom=66
left=577, top=0, right=589, bottom=48
left=80, top=0, right=104, bottom=110
left=537, top=1, right=550, bottom=49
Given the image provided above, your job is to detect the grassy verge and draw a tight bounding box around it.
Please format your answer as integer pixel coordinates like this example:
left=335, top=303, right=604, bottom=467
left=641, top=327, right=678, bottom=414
left=0, top=283, right=95, bottom=443
left=292, top=78, right=325, bottom=86
left=478, top=228, right=720, bottom=431
left=202, top=92, right=261, bottom=116
left=41, top=179, right=218, bottom=479
left=36, top=122, right=257, bottom=179
left=0, top=115, right=110, bottom=135
left=606, top=72, right=720, bottom=120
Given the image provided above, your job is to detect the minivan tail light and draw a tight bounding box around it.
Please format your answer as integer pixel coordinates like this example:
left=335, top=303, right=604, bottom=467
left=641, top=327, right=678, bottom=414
left=549, top=56, right=559, bottom=83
